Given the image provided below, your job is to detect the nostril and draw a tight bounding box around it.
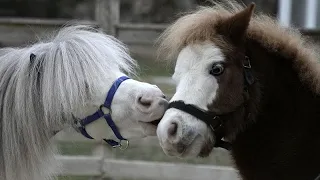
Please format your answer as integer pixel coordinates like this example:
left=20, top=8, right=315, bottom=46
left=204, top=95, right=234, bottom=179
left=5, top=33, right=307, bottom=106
left=168, top=122, right=178, bottom=136
left=162, top=94, right=166, bottom=99
left=138, top=96, right=152, bottom=107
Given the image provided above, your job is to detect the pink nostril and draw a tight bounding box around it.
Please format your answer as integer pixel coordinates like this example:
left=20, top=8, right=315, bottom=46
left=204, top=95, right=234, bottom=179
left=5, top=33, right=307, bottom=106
left=168, top=122, right=178, bottom=136
left=138, top=96, right=153, bottom=107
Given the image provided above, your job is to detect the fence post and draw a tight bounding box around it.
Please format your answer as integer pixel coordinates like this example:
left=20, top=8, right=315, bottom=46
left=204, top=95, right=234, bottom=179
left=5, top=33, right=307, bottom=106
left=95, top=0, right=120, bottom=36
left=91, top=141, right=115, bottom=180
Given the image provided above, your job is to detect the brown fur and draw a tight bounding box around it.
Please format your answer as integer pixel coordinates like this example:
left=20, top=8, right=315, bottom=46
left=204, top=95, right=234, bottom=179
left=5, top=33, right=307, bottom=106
left=157, top=0, right=320, bottom=94
left=158, top=1, right=320, bottom=180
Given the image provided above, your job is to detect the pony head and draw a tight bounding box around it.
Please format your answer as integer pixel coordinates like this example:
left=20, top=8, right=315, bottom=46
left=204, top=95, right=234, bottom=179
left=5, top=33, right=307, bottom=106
left=156, top=2, right=257, bottom=157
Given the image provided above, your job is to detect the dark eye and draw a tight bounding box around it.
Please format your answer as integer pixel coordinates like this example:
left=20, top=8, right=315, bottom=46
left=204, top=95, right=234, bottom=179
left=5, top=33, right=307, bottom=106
left=209, top=63, right=225, bottom=76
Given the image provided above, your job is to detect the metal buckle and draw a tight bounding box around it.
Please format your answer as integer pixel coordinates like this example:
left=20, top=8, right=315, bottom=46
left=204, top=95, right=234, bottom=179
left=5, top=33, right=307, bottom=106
left=112, top=139, right=129, bottom=150
left=74, top=119, right=83, bottom=130
left=209, top=116, right=222, bottom=131
left=243, top=56, right=251, bottom=69
left=99, top=105, right=111, bottom=115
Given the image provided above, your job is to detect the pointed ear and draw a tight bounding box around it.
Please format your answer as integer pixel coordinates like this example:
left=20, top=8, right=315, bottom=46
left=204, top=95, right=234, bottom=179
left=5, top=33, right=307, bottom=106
left=217, top=3, right=255, bottom=44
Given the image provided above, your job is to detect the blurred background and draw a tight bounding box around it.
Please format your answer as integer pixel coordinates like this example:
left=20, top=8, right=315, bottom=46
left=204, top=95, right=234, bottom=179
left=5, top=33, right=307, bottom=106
left=0, top=0, right=319, bottom=179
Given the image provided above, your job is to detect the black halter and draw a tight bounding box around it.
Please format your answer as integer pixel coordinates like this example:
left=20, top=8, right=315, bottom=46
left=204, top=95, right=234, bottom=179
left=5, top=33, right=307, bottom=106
left=168, top=56, right=254, bottom=151
left=168, top=101, right=232, bottom=150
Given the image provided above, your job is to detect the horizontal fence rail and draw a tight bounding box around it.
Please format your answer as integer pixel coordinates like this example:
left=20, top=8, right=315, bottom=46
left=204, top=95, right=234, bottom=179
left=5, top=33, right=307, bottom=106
left=56, top=156, right=240, bottom=180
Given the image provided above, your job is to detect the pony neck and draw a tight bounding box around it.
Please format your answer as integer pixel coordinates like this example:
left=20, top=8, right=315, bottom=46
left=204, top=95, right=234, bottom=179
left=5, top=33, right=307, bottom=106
left=229, top=37, right=320, bottom=180
left=225, top=38, right=320, bottom=141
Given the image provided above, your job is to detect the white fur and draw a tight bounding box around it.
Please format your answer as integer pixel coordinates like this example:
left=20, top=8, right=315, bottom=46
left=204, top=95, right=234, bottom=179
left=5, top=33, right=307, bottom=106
left=157, top=42, right=223, bottom=157
left=0, top=24, right=168, bottom=180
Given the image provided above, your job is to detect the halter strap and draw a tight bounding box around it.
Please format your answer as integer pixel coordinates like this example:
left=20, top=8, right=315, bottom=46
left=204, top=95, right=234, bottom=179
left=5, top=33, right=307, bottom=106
left=77, top=76, right=130, bottom=149
left=168, top=101, right=221, bottom=129
left=168, top=101, right=232, bottom=150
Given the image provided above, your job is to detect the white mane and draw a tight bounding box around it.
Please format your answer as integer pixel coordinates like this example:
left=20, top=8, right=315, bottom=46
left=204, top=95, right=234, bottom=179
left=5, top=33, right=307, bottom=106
left=0, top=24, right=137, bottom=180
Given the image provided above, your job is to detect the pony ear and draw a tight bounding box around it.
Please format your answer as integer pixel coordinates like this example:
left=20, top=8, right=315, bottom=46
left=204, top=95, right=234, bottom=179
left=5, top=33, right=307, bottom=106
left=217, top=3, right=255, bottom=44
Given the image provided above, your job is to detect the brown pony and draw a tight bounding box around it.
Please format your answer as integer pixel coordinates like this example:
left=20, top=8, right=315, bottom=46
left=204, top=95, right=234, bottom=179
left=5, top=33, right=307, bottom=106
left=156, top=1, right=320, bottom=180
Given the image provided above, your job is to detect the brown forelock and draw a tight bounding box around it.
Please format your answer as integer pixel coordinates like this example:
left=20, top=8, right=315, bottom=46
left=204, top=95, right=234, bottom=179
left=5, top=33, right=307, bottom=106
left=157, top=0, right=320, bottom=94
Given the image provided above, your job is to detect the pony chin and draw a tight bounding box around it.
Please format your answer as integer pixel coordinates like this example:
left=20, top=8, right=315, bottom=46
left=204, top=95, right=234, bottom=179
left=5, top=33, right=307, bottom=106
left=138, top=121, right=158, bottom=136
left=181, top=135, right=215, bottom=158
left=160, top=134, right=215, bottom=158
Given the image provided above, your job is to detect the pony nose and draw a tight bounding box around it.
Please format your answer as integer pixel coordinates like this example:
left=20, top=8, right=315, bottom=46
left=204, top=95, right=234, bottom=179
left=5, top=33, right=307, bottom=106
left=136, top=93, right=168, bottom=113
left=168, top=122, right=178, bottom=136
left=165, top=118, right=182, bottom=140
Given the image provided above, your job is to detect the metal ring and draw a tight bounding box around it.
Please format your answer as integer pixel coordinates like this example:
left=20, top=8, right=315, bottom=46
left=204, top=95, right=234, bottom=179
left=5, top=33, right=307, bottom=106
left=118, top=139, right=129, bottom=150
left=243, top=56, right=252, bottom=69
left=99, top=105, right=111, bottom=115
left=209, top=124, right=215, bottom=132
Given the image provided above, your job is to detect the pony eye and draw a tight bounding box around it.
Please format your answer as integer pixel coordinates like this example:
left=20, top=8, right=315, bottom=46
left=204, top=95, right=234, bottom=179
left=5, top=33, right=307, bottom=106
left=210, top=63, right=224, bottom=76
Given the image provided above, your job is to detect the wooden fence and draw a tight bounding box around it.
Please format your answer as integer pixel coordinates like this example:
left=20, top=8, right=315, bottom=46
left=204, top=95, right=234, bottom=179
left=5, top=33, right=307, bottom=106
left=53, top=130, right=237, bottom=180
left=0, top=0, right=167, bottom=59
left=56, top=156, right=239, bottom=180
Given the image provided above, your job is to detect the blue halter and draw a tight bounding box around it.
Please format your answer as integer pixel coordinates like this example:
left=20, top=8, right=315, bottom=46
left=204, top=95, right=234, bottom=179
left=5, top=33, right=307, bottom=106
left=76, top=76, right=130, bottom=149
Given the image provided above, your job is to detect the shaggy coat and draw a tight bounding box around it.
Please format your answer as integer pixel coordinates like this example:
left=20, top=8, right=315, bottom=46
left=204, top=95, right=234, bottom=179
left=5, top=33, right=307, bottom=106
left=158, top=1, right=320, bottom=180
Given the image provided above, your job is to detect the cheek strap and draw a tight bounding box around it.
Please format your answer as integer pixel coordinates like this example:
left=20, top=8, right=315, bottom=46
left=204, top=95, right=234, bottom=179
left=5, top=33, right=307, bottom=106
left=75, top=76, right=130, bottom=150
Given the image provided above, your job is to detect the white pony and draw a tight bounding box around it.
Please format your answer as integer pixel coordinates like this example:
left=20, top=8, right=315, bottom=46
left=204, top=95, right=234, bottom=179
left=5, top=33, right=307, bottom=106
left=0, top=24, right=168, bottom=180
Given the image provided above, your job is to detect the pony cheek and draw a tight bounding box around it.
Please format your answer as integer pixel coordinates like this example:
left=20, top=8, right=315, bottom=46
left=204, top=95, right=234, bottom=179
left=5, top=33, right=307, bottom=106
left=111, top=103, right=135, bottom=125
left=138, top=122, right=157, bottom=136
left=117, top=122, right=146, bottom=139
left=84, top=119, right=113, bottom=139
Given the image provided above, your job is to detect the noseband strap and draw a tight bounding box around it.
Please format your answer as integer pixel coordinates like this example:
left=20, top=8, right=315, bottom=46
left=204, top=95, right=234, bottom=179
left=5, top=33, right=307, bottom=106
left=168, top=101, right=222, bottom=129
left=168, top=101, right=232, bottom=150
left=76, top=76, right=130, bottom=149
